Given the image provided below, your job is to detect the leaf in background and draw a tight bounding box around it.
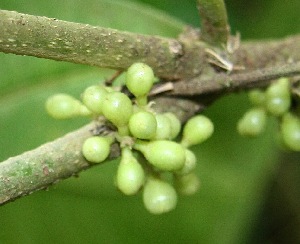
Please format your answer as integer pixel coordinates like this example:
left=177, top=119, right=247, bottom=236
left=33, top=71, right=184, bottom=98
left=0, top=0, right=291, bottom=243
left=226, top=0, right=300, bottom=39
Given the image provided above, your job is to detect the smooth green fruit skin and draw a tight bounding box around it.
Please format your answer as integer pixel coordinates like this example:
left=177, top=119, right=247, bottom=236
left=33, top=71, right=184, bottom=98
left=265, top=78, right=291, bottom=116
left=281, top=113, right=300, bottom=151
left=117, top=155, right=145, bottom=195
left=46, top=94, right=83, bottom=119
left=129, top=111, right=157, bottom=139
left=267, top=78, right=290, bottom=97
left=182, top=115, right=214, bottom=147
left=82, top=136, right=110, bottom=163
left=248, top=89, right=266, bottom=106
left=175, top=149, right=197, bottom=175
left=125, top=62, right=154, bottom=97
left=237, top=108, right=266, bottom=137
left=102, top=91, right=133, bottom=127
left=164, top=113, right=182, bottom=139
left=82, top=85, right=108, bottom=114
left=266, top=96, right=291, bottom=117
left=154, top=114, right=172, bottom=140
left=143, top=177, right=177, bottom=215
left=135, top=140, right=186, bottom=171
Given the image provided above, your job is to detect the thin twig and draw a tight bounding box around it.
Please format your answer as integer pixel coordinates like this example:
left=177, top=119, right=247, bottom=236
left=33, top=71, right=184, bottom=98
left=197, top=0, right=230, bottom=45
left=170, top=62, right=300, bottom=96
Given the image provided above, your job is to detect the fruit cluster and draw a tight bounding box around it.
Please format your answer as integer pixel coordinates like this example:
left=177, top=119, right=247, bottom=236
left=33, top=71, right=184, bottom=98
left=46, top=63, right=214, bottom=214
left=237, top=77, right=300, bottom=151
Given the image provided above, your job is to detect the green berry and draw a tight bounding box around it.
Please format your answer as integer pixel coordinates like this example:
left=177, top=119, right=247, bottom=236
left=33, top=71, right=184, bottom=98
left=102, top=91, right=133, bottom=127
left=267, top=78, right=290, bottom=97
left=174, top=173, right=200, bottom=195
left=82, top=136, right=111, bottom=163
left=248, top=89, right=266, bottom=106
left=164, top=112, right=182, bottom=139
left=143, top=177, right=177, bottom=215
left=126, top=63, right=154, bottom=97
left=181, top=115, right=214, bottom=147
left=281, top=113, right=300, bottom=151
left=129, top=111, right=157, bottom=139
left=266, top=96, right=291, bottom=117
left=46, top=93, right=91, bottom=119
left=154, top=114, right=172, bottom=140
left=237, top=108, right=267, bottom=137
left=134, top=140, right=186, bottom=171
left=265, top=78, right=291, bottom=116
left=82, top=85, right=108, bottom=114
left=116, top=148, right=145, bottom=195
left=175, top=149, right=197, bottom=175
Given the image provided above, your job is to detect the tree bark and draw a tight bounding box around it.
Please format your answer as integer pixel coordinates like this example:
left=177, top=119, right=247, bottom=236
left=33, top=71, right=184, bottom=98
left=0, top=9, right=300, bottom=205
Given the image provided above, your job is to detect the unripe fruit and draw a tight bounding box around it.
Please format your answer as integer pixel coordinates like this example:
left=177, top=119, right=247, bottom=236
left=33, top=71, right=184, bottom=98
left=82, top=85, right=108, bottom=114
left=181, top=115, right=214, bottom=147
left=46, top=93, right=91, bottom=119
left=134, top=140, right=186, bottom=171
left=281, top=113, right=300, bottom=151
left=102, top=91, right=133, bottom=127
left=143, top=177, right=177, bottom=214
left=175, top=149, right=197, bottom=175
left=248, top=89, right=266, bottom=106
left=129, top=111, right=157, bottom=139
left=265, top=78, right=291, bottom=116
left=82, top=136, right=111, bottom=163
left=267, top=78, right=290, bottom=97
left=174, top=173, right=200, bottom=195
left=266, top=96, right=291, bottom=117
left=237, top=108, right=267, bottom=137
left=126, top=63, right=155, bottom=97
left=154, top=114, right=172, bottom=140
left=164, top=112, right=182, bottom=139
left=117, top=148, right=145, bottom=195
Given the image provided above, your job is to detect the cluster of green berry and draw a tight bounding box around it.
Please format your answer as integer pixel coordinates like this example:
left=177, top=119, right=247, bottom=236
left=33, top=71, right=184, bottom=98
left=237, top=77, right=300, bottom=151
left=46, top=63, right=214, bottom=214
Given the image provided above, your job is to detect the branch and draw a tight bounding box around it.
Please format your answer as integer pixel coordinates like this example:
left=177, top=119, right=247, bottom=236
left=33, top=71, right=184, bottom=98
left=197, top=0, right=230, bottom=45
left=0, top=97, right=200, bottom=205
left=1, top=10, right=300, bottom=83
left=170, top=62, right=300, bottom=96
left=0, top=10, right=184, bottom=79
left=0, top=123, right=94, bottom=204
left=1, top=9, right=300, bottom=205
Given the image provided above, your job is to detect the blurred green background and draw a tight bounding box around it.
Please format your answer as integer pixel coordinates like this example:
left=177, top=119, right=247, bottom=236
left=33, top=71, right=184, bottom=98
left=0, top=0, right=299, bottom=243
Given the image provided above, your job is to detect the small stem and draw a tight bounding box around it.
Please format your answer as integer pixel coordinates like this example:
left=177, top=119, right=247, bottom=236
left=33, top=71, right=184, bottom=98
left=132, top=140, right=148, bottom=154
left=117, top=125, right=130, bottom=137
left=197, top=0, right=230, bottom=45
left=79, top=104, right=93, bottom=116
left=180, top=140, right=190, bottom=149
left=104, top=134, right=116, bottom=145
left=120, top=147, right=133, bottom=163
left=136, top=95, right=148, bottom=107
